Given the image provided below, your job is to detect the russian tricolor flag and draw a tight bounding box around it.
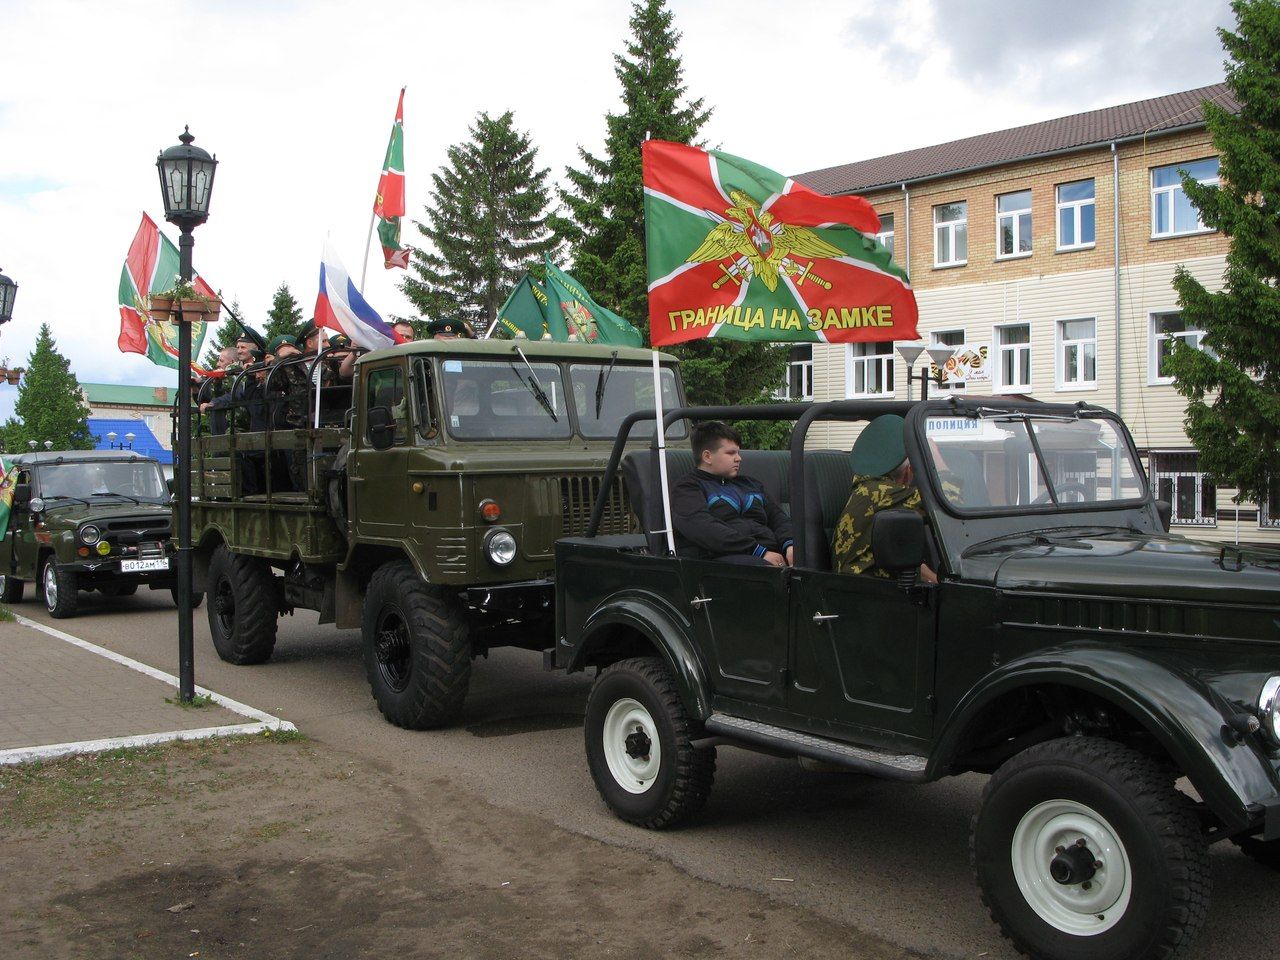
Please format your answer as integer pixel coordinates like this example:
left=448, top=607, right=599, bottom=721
left=314, top=241, right=404, bottom=350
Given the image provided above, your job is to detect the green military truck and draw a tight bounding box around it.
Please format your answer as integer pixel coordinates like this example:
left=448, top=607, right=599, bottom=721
left=0, top=449, right=186, bottom=618
left=187, top=338, right=682, bottom=730
left=555, top=396, right=1280, bottom=960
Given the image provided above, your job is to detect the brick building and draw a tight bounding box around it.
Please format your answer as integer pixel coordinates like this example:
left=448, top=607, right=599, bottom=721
left=80, top=382, right=175, bottom=467
left=791, top=83, right=1273, bottom=545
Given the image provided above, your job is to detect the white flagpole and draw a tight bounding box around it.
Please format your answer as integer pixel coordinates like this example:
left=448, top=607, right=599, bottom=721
left=651, top=350, right=676, bottom=555
left=359, top=210, right=376, bottom=295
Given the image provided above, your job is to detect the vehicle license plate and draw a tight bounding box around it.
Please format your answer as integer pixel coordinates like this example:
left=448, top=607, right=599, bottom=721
left=121, top=558, right=170, bottom=573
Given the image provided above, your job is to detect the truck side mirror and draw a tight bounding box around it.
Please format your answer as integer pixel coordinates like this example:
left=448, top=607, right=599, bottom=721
left=13, top=483, right=30, bottom=509
left=1155, top=499, right=1172, bottom=532
left=871, top=508, right=926, bottom=572
left=166, top=478, right=177, bottom=495
left=367, top=405, right=396, bottom=451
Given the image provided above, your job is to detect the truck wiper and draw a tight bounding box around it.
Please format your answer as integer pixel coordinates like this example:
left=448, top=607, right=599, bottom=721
left=511, top=346, right=559, bottom=422
left=595, top=350, right=619, bottom=419
left=90, top=491, right=143, bottom=504
left=41, top=494, right=90, bottom=507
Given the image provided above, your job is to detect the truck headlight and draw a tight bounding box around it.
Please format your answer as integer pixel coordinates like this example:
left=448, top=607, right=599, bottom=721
left=483, top=528, right=517, bottom=567
left=79, top=524, right=101, bottom=545
left=1258, top=676, right=1280, bottom=745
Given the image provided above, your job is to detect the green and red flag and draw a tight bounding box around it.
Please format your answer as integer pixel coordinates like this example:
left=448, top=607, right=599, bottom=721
left=494, top=274, right=553, bottom=339
left=0, top=456, right=18, bottom=541
left=374, top=88, right=409, bottom=270
left=544, top=259, right=644, bottom=347
left=117, top=213, right=214, bottom=371
left=642, top=140, right=918, bottom=347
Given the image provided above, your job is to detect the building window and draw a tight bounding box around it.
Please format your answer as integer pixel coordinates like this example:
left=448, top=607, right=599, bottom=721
left=874, top=213, right=895, bottom=259
left=781, top=345, right=813, bottom=401
left=1056, top=179, right=1095, bottom=250
left=848, top=342, right=894, bottom=398
left=997, top=189, right=1032, bottom=259
left=1261, top=479, right=1280, bottom=529
left=995, top=323, right=1032, bottom=392
left=1149, top=311, right=1209, bottom=384
left=934, top=202, right=968, bottom=267
left=930, top=329, right=966, bottom=391
left=1151, top=452, right=1216, bottom=526
left=1057, top=318, right=1096, bottom=389
left=1151, top=157, right=1219, bottom=237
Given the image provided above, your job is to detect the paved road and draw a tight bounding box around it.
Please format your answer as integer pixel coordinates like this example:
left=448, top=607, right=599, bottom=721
left=16, top=589, right=1277, bottom=960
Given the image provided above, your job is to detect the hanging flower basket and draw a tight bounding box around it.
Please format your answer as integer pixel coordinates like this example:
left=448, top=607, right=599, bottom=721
left=148, top=281, right=221, bottom=323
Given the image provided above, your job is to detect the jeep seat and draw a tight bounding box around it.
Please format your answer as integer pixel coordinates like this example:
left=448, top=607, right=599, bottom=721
left=802, top=452, right=854, bottom=571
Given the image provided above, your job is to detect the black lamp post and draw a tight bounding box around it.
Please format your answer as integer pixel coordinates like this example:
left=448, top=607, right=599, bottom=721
left=0, top=267, right=17, bottom=326
left=157, top=126, right=216, bottom=703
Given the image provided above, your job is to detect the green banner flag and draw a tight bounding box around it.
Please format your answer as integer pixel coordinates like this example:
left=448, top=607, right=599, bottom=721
left=494, top=275, right=554, bottom=339
left=0, top=459, right=17, bottom=542
left=543, top=259, right=643, bottom=347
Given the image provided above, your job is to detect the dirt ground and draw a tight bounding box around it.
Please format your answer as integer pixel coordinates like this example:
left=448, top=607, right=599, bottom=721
left=0, top=735, right=919, bottom=960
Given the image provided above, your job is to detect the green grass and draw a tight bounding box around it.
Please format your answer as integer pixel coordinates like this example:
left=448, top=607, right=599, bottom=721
left=0, top=604, right=15, bottom=622
left=163, top=692, right=217, bottom=709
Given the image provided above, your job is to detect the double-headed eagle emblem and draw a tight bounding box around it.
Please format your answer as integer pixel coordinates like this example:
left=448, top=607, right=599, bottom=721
left=686, top=190, right=845, bottom=292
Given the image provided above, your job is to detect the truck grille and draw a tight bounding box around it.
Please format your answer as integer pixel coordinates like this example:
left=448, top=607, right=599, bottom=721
left=103, top=517, right=171, bottom=545
left=560, top=475, right=631, bottom=537
left=435, top=536, right=468, bottom=574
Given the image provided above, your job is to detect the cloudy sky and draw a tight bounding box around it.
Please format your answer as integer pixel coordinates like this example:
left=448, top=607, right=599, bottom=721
left=0, top=0, right=1233, bottom=423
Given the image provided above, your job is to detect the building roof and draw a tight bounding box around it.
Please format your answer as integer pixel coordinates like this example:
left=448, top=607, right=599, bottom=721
left=87, top=418, right=173, bottom=465
left=796, top=84, right=1237, bottom=195
left=81, top=382, right=176, bottom=407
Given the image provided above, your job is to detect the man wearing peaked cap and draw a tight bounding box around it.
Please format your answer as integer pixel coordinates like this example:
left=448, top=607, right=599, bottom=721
left=267, top=334, right=299, bottom=356
left=427, top=318, right=473, bottom=340
left=831, top=414, right=937, bottom=583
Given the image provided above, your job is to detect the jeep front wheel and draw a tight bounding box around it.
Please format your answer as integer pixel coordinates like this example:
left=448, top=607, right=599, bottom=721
left=972, top=737, right=1209, bottom=960
left=206, top=545, right=279, bottom=665
left=362, top=560, right=469, bottom=730
left=42, top=558, right=78, bottom=619
left=584, top=657, right=715, bottom=829
left=0, top=573, right=24, bottom=603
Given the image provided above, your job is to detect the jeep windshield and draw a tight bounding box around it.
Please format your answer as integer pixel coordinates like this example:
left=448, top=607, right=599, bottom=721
left=37, top=460, right=167, bottom=503
left=923, top=412, right=1146, bottom=513
left=438, top=358, right=573, bottom=440
left=568, top=362, right=686, bottom=440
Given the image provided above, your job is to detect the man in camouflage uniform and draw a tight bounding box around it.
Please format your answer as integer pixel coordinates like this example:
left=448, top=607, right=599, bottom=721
left=832, top=414, right=938, bottom=583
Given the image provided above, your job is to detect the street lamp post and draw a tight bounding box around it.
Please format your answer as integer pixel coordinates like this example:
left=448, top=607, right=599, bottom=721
left=896, top=342, right=957, bottom=402
left=0, top=268, right=17, bottom=327
left=157, top=126, right=217, bottom=703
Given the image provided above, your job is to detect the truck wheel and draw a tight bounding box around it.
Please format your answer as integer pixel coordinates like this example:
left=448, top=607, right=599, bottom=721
left=171, top=586, right=204, bottom=609
left=0, top=574, right=23, bottom=603
left=206, top=545, right=278, bottom=665
left=584, top=656, right=715, bottom=829
left=972, top=737, right=1209, bottom=960
left=42, top=557, right=79, bottom=619
left=362, top=561, right=470, bottom=730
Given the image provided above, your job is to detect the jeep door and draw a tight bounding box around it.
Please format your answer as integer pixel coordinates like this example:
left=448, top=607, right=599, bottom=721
left=349, top=360, right=411, bottom=539
left=8, top=468, right=38, bottom=579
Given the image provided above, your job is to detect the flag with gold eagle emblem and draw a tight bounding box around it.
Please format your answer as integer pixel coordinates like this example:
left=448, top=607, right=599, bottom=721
left=642, top=140, right=917, bottom=347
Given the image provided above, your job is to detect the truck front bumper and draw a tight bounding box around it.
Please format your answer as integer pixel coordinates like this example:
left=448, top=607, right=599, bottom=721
left=457, top=579, right=554, bottom=619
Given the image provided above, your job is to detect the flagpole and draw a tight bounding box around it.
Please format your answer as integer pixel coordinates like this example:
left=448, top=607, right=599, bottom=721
left=651, top=351, right=676, bottom=556
left=359, top=209, right=376, bottom=294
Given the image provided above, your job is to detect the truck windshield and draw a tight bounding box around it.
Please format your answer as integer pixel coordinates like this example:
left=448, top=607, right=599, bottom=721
left=568, top=363, right=686, bottom=440
left=439, top=358, right=573, bottom=440
left=38, top=461, right=167, bottom=502
left=924, top=414, right=1145, bottom=511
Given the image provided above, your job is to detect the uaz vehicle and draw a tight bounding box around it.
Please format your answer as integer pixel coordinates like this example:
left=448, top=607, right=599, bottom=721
left=554, top=396, right=1280, bottom=960
left=0, top=450, right=185, bottom=618
left=187, top=338, right=681, bottom=730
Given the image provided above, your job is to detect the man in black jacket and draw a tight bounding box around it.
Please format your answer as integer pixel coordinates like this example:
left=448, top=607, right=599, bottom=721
left=672, top=421, right=795, bottom=566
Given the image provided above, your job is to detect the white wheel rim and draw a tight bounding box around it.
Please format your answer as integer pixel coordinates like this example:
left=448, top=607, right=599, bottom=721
left=43, top=565, right=57, bottom=610
left=1011, top=798, right=1133, bottom=936
left=602, top=697, right=662, bottom=795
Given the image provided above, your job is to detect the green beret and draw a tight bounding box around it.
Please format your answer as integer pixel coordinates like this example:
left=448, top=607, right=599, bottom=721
left=427, top=318, right=470, bottom=338
left=328, top=333, right=351, bottom=349
left=850, top=414, right=907, bottom=477
left=249, top=349, right=265, bottom=363
left=298, top=319, right=317, bottom=340
left=267, top=334, right=298, bottom=354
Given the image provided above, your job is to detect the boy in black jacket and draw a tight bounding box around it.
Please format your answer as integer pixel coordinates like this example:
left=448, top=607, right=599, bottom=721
left=672, top=421, right=795, bottom=566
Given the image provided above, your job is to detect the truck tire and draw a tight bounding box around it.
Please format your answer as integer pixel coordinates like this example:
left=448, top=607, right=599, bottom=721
left=171, top=586, right=204, bottom=609
left=584, top=656, right=716, bottom=829
left=42, top=557, right=79, bottom=619
left=0, top=574, right=23, bottom=603
left=206, top=545, right=279, bottom=665
left=971, top=736, right=1209, bottom=960
left=362, top=560, right=469, bottom=730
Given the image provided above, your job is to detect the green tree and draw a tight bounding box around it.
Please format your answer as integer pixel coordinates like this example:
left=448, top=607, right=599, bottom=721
left=263, top=283, right=304, bottom=342
left=402, top=110, right=559, bottom=333
left=201, top=297, right=242, bottom=367
left=555, top=0, right=787, bottom=411
left=1168, top=0, right=1280, bottom=507
left=2, top=324, right=93, bottom=451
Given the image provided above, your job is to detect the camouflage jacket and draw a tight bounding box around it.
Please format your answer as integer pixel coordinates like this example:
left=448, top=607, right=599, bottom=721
left=831, top=475, right=925, bottom=577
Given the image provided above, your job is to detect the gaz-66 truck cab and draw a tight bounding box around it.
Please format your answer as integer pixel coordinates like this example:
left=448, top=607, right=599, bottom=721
left=0, top=449, right=181, bottom=618
left=555, top=396, right=1280, bottom=960
left=188, top=337, right=681, bottom=730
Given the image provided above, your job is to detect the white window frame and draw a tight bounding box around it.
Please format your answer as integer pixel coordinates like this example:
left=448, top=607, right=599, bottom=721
left=1260, top=480, right=1280, bottom=529
left=778, top=345, right=814, bottom=401
left=1147, top=310, right=1208, bottom=385
left=875, top=212, right=895, bottom=261
left=933, top=202, right=968, bottom=268
left=1151, top=157, right=1219, bottom=239
left=846, top=342, right=895, bottom=399
left=1056, top=317, right=1097, bottom=391
left=1056, top=179, right=1096, bottom=251
left=993, top=321, right=1032, bottom=394
left=1150, top=452, right=1217, bottom=527
left=995, top=190, right=1033, bottom=260
left=930, top=329, right=967, bottom=392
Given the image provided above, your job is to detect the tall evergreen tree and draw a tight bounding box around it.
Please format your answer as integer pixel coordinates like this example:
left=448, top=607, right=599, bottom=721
left=2, top=324, right=93, bottom=451
left=402, top=111, right=559, bottom=332
left=263, top=283, right=304, bottom=342
left=555, top=0, right=787, bottom=414
left=1168, top=0, right=1280, bottom=507
left=201, top=297, right=243, bottom=367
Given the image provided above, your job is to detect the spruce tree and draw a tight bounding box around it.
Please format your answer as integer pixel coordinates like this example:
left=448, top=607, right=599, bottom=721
left=2, top=324, right=93, bottom=451
left=201, top=297, right=243, bottom=367
left=1168, top=0, right=1280, bottom=507
left=402, top=111, right=559, bottom=332
left=263, top=283, right=304, bottom=342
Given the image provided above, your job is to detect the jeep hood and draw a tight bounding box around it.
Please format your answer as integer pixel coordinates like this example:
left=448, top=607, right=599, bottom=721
left=40, top=501, right=170, bottom=527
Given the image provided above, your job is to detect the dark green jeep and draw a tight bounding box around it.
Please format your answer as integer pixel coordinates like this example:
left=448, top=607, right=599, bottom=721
left=554, top=397, right=1280, bottom=960
left=0, top=450, right=187, bottom=618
